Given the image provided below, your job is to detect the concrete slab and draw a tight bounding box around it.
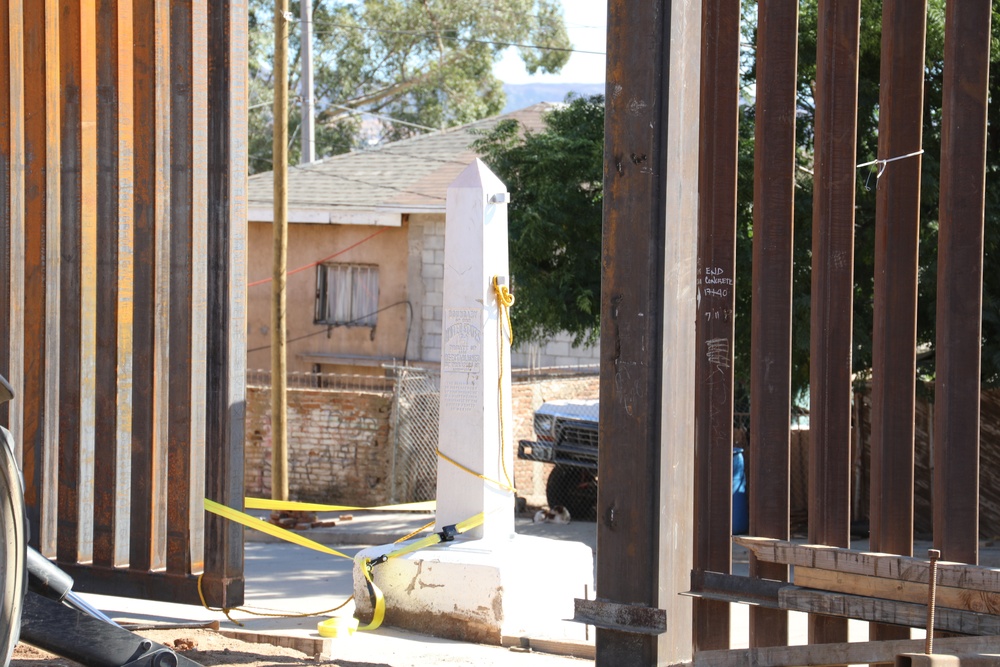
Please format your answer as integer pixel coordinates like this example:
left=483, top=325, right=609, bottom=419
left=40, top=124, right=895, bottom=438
left=353, top=534, right=592, bottom=644
left=74, top=517, right=598, bottom=665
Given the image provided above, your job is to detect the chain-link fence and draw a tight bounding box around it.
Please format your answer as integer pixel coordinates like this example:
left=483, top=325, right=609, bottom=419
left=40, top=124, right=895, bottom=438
left=386, top=365, right=603, bottom=515
left=246, top=369, right=395, bottom=392
left=388, top=365, right=440, bottom=503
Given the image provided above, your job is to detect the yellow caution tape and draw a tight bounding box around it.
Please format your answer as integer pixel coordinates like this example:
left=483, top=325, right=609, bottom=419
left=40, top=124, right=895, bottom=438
left=244, top=498, right=435, bottom=513
left=357, top=511, right=485, bottom=631
left=358, top=556, right=388, bottom=631
left=205, top=499, right=486, bottom=633
left=204, top=498, right=354, bottom=560
left=317, top=615, right=359, bottom=638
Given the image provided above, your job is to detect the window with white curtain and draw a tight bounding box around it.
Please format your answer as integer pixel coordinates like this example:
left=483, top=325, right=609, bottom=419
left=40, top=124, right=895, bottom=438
left=314, top=263, right=379, bottom=327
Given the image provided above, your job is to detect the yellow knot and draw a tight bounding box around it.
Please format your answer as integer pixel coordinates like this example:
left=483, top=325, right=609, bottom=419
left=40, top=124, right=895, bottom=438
left=492, top=277, right=514, bottom=344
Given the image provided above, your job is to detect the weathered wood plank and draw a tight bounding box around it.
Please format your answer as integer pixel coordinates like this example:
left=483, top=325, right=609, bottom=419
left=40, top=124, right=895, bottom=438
left=737, top=537, right=1000, bottom=593
left=794, top=566, right=1000, bottom=615
left=896, top=655, right=1000, bottom=667
left=694, top=635, right=1000, bottom=667
left=574, top=598, right=667, bottom=636
left=779, top=587, right=1000, bottom=635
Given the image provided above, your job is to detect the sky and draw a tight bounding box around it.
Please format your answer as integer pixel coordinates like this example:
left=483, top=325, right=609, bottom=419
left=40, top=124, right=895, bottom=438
left=492, top=0, right=608, bottom=85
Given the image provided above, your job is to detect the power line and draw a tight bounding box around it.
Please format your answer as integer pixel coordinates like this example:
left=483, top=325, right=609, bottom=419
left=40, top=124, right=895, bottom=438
left=268, top=14, right=604, bottom=56
left=311, top=22, right=605, bottom=56
left=248, top=226, right=390, bottom=288
left=247, top=300, right=414, bottom=355
left=325, top=102, right=439, bottom=131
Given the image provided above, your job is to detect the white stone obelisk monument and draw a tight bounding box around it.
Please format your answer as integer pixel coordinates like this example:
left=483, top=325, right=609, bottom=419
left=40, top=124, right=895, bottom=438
left=435, top=159, right=515, bottom=541
left=353, top=160, right=592, bottom=644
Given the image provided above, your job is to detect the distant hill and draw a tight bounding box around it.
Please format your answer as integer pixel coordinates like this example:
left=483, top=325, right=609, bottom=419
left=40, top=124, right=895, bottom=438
left=502, top=82, right=605, bottom=114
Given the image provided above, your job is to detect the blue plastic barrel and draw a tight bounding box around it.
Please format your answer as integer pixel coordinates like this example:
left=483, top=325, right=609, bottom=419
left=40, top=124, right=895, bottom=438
left=732, top=447, right=749, bottom=535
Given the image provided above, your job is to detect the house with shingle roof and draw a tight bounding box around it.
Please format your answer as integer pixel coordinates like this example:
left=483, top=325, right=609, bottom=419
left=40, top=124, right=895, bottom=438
left=246, top=103, right=599, bottom=376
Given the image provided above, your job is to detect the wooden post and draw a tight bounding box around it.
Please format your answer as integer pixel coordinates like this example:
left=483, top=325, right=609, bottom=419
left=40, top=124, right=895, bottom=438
left=271, top=0, right=289, bottom=502
left=299, top=0, right=314, bottom=164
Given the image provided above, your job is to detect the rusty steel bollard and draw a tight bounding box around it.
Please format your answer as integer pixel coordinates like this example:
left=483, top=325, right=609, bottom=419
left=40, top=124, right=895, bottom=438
left=925, top=548, right=941, bottom=655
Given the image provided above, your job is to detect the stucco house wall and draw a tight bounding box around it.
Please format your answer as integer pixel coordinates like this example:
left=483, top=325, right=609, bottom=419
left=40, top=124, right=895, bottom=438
left=246, top=104, right=600, bottom=376
left=246, top=219, right=411, bottom=374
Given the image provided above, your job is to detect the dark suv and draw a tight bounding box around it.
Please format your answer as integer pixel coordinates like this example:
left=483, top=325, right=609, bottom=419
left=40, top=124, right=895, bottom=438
left=517, top=399, right=599, bottom=519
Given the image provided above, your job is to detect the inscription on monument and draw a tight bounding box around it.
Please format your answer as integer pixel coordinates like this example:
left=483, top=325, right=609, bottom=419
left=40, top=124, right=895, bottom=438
left=441, top=307, right=483, bottom=413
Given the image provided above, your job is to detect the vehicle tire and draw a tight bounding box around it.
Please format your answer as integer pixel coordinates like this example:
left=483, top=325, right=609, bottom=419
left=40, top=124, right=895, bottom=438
left=545, top=464, right=598, bottom=521
left=0, top=426, right=26, bottom=666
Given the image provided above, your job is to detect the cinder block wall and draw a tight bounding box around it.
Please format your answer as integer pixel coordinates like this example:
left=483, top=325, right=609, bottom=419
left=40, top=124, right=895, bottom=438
left=245, top=385, right=393, bottom=505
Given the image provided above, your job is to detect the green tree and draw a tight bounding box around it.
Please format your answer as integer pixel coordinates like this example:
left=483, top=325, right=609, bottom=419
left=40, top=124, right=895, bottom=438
left=473, top=95, right=604, bottom=347
left=248, top=0, right=571, bottom=174
left=477, top=0, right=1000, bottom=398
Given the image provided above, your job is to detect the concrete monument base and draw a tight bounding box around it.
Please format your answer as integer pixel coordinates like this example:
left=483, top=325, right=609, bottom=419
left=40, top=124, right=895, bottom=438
left=352, top=534, right=593, bottom=645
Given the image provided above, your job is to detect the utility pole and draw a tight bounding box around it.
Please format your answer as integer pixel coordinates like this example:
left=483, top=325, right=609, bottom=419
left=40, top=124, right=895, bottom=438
left=271, top=0, right=289, bottom=502
left=300, top=0, right=315, bottom=163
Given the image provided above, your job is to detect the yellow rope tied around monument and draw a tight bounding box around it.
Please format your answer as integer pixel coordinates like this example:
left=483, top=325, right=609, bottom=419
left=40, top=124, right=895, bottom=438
left=492, top=276, right=516, bottom=492
left=436, top=448, right=516, bottom=493
left=433, top=277, right=518, bottom=494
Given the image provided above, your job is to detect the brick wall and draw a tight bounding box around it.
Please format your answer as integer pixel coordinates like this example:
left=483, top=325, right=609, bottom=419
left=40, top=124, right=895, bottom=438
left=244, top=373, right=598, bottom=509
left=245, top=385, right=393, bottom=505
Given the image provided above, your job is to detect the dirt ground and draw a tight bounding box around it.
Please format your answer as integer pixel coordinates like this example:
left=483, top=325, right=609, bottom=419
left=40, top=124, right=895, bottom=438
left=12, top=628, right=381, bottom=667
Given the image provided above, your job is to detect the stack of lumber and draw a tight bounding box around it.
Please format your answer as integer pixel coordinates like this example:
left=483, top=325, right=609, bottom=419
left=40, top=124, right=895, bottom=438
left=688, top=537, right=1000, bottom=666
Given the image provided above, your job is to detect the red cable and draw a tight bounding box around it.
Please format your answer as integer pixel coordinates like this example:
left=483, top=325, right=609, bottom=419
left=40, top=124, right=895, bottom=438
left=247, top=226, right=390, bottom=288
